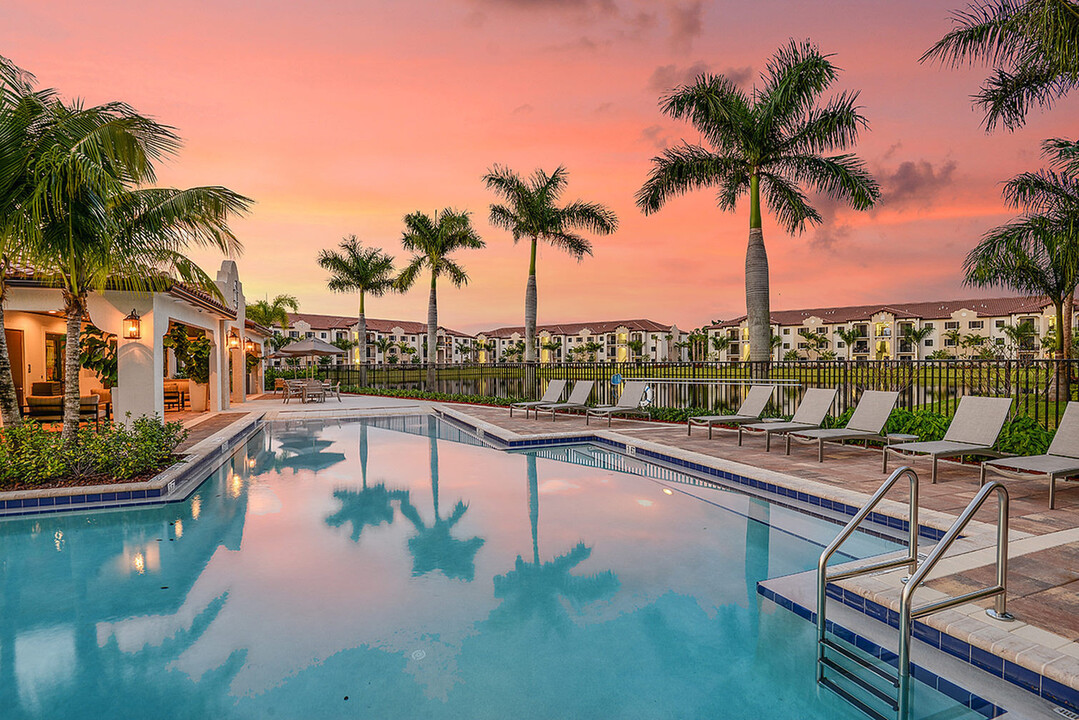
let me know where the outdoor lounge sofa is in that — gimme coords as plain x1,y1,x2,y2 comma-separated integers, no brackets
787,390,899,461
738,388,837,453
980,400,1079,508
883,395,1012,484
585,381,649,426
687,385,775,438
25,393,101,426
510,379,567,418
535,380,594,421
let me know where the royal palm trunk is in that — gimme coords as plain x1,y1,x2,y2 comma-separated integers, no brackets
524,238,537,363
427,274,437,388
61,291,86,441
0,281,22,427
357,293,367,386
745,174,771,365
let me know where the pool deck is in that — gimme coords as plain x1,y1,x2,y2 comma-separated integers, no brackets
435,402,1079,706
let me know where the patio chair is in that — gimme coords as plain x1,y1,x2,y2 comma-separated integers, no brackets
283,380,305,404
535,380,594,421
510,379,568,418
687,385,775,438
980,401,1079,508
322,380,342,402
884,396,1013,484
787,390,899,461
274,378,287,395
738,388,838,453
303,379,327,403
586,381,650,426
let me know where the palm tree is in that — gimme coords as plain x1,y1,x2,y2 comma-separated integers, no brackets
901,325,934,360
395,209,484,386
245,294,299,331
540,338,562,363
636,41,879,364
0,56,52,427
317,236,396,372
455,339,474,363
710,334,732,360
373,336,395,364
796,328,830,359
835,326,863,360
484,165,618,363
964,138,1079,364
1001,321,1038,356
20,98,251,438
921,0,1079,131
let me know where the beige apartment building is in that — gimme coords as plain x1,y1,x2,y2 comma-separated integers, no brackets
273,313,474,365
708,296,1070,361
476,320,685,363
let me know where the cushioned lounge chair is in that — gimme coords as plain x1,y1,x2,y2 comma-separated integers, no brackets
510,379,567,418
738,388,837,453
787,390,899,461
883,396,1012,484
586,381,649,426
980,401,1079,508
535,380,594,421
687,385,775,438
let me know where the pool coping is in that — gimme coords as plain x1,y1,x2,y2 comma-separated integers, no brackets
0,411,266,517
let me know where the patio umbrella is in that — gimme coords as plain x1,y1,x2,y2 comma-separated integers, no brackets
278,337,345,377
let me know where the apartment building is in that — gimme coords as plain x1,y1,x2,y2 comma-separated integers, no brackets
708,296,1071,361
272,313,475,365
475,320,685,363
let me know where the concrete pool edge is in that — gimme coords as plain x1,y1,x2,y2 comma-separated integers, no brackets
0,411,265,517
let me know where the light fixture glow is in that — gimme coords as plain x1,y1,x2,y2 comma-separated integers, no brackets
123,309,142,339
227,330,241,349
662,488,674,495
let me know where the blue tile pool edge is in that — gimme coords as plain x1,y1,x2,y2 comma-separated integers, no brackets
436,408,947,543
758,582,1079,716
0,414,265,519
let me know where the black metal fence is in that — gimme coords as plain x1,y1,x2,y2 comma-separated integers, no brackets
319,359,1079,428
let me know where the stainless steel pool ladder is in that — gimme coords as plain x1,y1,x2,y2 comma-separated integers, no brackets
815,467,1013,720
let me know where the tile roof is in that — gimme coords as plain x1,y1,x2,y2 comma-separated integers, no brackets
283,313,472,338
708,295,1057,328
479,319,676,338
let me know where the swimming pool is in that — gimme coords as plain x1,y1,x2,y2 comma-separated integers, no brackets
0,415,984,719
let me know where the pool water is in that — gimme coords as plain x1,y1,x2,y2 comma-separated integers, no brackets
0,416,983,719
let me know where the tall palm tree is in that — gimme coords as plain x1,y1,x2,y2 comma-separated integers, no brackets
835,326,863,360
901,325,934,360
317,236,396,371
245,294,298,331
636,40,879,364
0,56,52,427
21,98,250,438
964,137,1079,361
921,0,1079,130
484,165,617,362
395,209,484,385
373,336,395,363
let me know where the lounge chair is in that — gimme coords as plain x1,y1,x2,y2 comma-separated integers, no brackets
510,379,568,418
980,401,1079,508
787,390,899,461
884,396,1012,484
535,380,594,421
586,381,649,426
687,385,776,438
738,388,838,453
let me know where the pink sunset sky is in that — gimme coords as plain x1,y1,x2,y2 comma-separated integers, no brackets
4,0,1077,334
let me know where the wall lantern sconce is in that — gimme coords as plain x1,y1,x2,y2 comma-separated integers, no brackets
123,309,142,339
244,339,257,354
227,331,241,349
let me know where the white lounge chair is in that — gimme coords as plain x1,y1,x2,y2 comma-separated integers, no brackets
535,380,594,421
738,388,838,453
980,401,1079,508
586,381,650,426
788,390,899,461
687,385,776,438
510,379,568,418
884,396,1012,484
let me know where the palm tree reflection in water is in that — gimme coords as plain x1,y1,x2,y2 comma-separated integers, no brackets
491,453,619,631
325,423,408,542
397,417,485,581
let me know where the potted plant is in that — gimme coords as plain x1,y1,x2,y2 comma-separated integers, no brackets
163,326,212,411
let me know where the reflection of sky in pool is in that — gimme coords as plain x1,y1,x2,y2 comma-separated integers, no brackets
0,416,981,719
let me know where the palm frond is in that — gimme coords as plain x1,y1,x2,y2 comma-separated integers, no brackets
636,144,746,214
759,172,822,234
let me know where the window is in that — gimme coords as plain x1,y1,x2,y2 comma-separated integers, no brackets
727,329,738,340
944,337,956,347
817,327,827,334
45,333,64,382
782,328,790,335
924,322,934,330
968,321,984,329
925,339,933,347
995,319,1005,328
944,321,960,330
836,341,845,348
783,343,790,349
289,331,298,338
320,332,327,339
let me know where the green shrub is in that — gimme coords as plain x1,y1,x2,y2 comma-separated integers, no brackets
0,416,187,488
997,415,1053,456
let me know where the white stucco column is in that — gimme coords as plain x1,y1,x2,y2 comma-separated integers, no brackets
209,321,224,412
109,294,163,422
